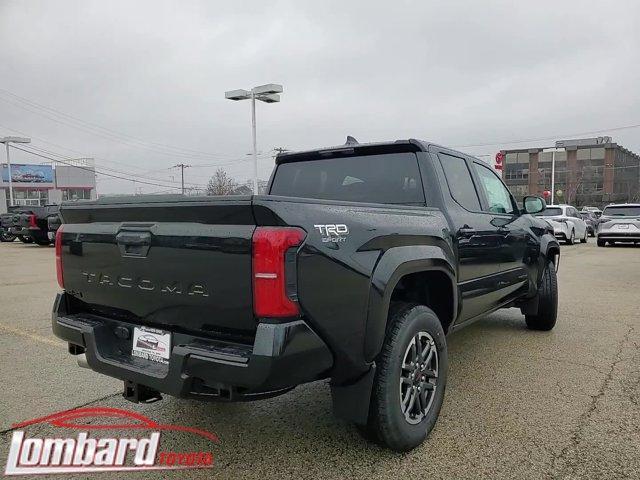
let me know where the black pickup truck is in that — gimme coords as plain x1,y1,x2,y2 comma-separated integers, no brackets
12,205,60,246
52,139,560,451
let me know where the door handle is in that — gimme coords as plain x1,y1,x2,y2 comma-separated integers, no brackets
457,226,476,238
116,231,152,257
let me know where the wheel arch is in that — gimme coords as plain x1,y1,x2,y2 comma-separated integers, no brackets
364,245,457,363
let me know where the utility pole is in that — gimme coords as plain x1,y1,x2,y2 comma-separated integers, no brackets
173,163,191,195
0,137,31,206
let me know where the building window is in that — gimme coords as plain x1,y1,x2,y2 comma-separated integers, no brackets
62,188,91,201
6,188,48,206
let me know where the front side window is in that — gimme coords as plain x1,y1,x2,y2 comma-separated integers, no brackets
473,163,516,214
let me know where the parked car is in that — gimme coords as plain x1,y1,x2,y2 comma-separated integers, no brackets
52,138,561,452
581,206,602,217
579,211,598,237
0,212,17,242
596,203,640,247
12,205,60,246
47,213,62,237
535,205,589,244
1,208,34,243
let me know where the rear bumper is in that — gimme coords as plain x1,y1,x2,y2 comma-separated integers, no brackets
52,293,333,401
597,232,640,242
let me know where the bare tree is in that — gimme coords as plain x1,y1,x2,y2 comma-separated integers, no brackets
206,168,237,196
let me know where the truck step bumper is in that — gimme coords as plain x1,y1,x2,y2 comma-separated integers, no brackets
52,293,333,401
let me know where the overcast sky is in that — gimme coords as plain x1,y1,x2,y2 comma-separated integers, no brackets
1,0,639,194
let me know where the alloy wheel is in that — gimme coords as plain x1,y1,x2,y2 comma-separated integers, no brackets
399,332,438,425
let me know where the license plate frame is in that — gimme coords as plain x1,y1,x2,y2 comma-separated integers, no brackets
131,326,171,365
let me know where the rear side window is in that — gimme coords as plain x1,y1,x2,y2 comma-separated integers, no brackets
438,153,481,211
270,153,425,204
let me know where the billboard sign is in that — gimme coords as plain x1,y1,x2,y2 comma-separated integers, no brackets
1,164,54,184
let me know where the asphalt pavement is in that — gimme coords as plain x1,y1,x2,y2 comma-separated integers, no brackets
0,239,638,479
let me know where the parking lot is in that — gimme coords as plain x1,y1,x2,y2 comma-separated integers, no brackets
1,240,639,479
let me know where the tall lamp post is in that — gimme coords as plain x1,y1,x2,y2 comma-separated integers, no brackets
0,136,31,207
542,147,563,205
225,84,283,195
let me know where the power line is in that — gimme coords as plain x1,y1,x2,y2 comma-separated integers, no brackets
22,144,208,187
453,123,640,149
8,144,200,190
0,124,264,189
0,88,244,160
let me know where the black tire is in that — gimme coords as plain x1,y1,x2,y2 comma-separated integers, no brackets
566,229,575,245
364,303,448,452
580,229,587,243
525,260,558,331
17,236,33,244
597,238,606,247
0,232,16,242
34,238,52,246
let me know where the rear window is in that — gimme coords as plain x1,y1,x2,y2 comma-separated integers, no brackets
270,153,425,204
536,207,563,217
602,206,640,217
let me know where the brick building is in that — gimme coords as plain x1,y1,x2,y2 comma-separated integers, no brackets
501,137,640,208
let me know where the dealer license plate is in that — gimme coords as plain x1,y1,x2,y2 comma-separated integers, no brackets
131,326,171,364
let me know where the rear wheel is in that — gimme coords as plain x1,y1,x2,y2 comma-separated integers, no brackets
525,260,558,331
580,229,587,243
34,238,52,246
566,229,575,245
0,231,16,242
17,235,33,244
597,238,606,247
364,304,448,452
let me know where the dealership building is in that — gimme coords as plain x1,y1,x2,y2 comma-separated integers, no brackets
501,137,640,208
0,159,97,213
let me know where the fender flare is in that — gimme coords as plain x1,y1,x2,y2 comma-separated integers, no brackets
540,233,560,261
363,245,457,362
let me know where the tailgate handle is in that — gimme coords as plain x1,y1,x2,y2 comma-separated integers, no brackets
116,231,151,257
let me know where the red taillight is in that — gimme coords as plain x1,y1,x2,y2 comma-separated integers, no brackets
252,226,306,318
28,214,37,228
55,226,64,288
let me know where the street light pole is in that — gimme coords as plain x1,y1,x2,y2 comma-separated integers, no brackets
0,136,31,207
551,150,556,205
5,142,12,207
225,84,283,195
543,147,562,205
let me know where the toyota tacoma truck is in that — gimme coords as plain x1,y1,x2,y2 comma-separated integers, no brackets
52,139,560,451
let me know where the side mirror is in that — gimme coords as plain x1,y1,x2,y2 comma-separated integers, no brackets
523,195,546,214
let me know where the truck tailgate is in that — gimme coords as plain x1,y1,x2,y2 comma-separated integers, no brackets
60,196,257,337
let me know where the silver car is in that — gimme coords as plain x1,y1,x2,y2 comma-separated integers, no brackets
597,203,640,247
536,204,589,245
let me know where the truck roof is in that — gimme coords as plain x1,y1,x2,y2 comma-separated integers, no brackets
275,138,478,164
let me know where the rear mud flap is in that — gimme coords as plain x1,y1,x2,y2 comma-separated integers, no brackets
330,364,376,425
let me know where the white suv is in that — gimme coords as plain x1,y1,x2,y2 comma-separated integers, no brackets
536,205,589,245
